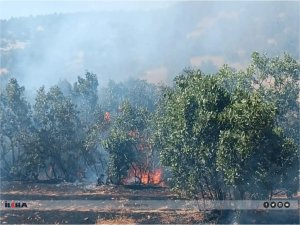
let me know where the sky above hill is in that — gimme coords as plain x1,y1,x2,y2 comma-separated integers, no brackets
0,1,299,90
0,0,174,19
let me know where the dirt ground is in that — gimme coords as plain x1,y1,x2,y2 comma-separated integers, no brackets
0,181,299,224
0,181,207,224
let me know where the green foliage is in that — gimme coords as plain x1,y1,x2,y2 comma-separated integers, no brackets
73,72,99,125
103,101,154,184
250,52,299,195
72,72,107,176
34,85,82,181
100,79,159,113
103,130,135,184
0,53,297,200
99,79,161,184
156,65,298,199
217,92,297,198
0,78,33,178
251,52,300,142
156,70,230,198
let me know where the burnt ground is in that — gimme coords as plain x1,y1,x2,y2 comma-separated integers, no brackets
0,181,206,224
0,181,299,224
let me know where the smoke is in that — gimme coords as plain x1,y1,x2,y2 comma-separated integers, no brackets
0,1,299,91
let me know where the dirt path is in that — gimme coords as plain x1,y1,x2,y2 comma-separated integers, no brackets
0,182,206,224
0,182,299,224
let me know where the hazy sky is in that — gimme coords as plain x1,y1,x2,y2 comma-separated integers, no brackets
0,0,175,19
0,0,299,90
1,1,291,19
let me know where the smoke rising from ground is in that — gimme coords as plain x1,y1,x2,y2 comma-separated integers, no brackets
0,1,299,91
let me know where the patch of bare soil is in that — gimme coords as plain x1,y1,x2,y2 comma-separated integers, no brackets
0,182,299,224
0,210,205,224
0,181,205,224
0,181,179,200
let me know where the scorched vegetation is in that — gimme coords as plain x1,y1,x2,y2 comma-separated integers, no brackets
0,53,299,201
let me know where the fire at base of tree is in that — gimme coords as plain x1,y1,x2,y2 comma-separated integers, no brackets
0,53,299,206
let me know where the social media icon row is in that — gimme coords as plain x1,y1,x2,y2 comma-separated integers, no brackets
263,201,290,208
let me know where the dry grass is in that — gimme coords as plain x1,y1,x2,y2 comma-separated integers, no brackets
159,212,204,224
96,215,136,224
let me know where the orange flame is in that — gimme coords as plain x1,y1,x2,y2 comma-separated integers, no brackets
141,169,162,185
124,165,164,186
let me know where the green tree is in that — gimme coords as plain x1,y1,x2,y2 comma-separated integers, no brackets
100,79,159,113
103,129,135,184
103,101,156,184
250,52,299,195
0,78,33,179
72,72,108,178
155,70,230,199
73,72,99,126
155,67,298,199
34,86,82,181
100,79,161,184
217,91,297,199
